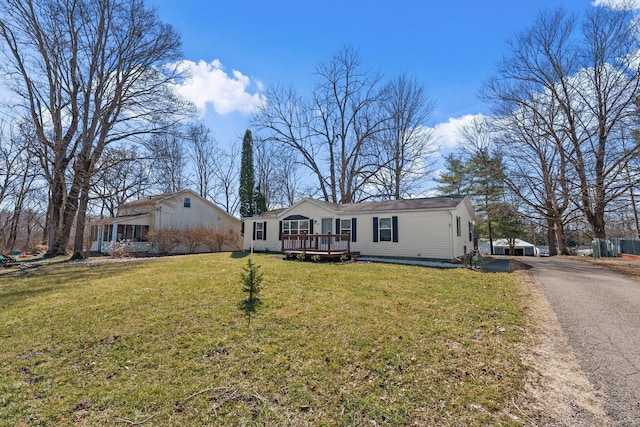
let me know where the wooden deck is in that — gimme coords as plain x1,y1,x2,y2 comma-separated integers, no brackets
282,233,359,260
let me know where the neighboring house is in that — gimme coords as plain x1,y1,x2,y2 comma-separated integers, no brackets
243,196,476,261
479,238,538,256
90,190,241,254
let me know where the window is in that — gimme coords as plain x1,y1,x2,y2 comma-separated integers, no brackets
255,222,264,240
456,216,461,237
373,216,397,243
468,221,474,242
90,225,98,242
282,219,309,235
103,224,114,242
340,219,351,235
184,197,191,208
115,224,149,242
379,217,392,242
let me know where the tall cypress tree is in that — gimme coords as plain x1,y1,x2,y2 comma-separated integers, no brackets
239,129,255,218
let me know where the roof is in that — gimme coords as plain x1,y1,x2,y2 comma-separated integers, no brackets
338,196,466,213
116,189,240,223
118,190,185,210
481,238,536,248
248,195,470,219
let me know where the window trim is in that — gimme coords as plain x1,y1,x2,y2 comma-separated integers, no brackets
373,216,398,243
255,222,264,240
340,219,351,236
379,217,392,242
282,218,310,235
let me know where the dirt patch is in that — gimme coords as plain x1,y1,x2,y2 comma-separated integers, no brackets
514,270,611,426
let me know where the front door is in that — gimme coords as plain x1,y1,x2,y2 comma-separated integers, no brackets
321,218,332,249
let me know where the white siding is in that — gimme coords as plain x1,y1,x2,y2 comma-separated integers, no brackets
349,210,457,260
243,197,476,260
243,200,337,253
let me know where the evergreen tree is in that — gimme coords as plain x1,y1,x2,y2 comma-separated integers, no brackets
239,129,255,217
253,185,267,215
436,153,469,195
239,258,263,328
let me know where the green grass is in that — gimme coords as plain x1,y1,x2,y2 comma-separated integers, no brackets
0,253,529,425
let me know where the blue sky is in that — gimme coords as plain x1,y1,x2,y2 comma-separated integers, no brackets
147,0,634,152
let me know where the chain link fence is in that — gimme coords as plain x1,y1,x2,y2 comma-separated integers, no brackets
592,238,640,258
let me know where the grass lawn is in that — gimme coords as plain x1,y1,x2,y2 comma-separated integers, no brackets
0,253,529,426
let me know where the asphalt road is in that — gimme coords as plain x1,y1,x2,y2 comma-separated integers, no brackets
522,257,640,427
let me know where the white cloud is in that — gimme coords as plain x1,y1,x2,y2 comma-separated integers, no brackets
433,114,481,150
592,0,640,9
170,59,265,115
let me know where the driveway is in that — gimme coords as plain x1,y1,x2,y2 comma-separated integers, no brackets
522,256,640,426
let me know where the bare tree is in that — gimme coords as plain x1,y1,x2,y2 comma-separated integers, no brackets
210,143,240,215
90,146,153,218
186,122,217,200
145,131,189,194
0,121,42,251
484,6,640,239
368,75,437,200
254,47,386,204
0,0,191,258
495,95,575,255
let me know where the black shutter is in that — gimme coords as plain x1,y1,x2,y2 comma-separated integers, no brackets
309,220,314,234
373,217,379,242
392,216,398,242
278,221,282,241
252,222,256,241
351,218,357,242
263,221,267,241
335,218,341,234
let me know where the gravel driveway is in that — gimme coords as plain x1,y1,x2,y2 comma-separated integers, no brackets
522,256,640,427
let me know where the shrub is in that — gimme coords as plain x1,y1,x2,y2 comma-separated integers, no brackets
204,228,238,252
181,228,210,253
104,241,134,258
147,228,182,254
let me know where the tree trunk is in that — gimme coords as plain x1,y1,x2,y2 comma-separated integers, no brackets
71,186,90,260
554,218,569,255
546,218,558,256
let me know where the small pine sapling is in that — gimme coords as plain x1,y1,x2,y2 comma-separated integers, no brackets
239,258,263,328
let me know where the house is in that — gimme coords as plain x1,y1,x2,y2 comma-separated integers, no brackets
90,189,241,254
242,195,476,261
479,238,538,256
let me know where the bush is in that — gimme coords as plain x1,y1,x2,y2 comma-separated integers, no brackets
181,228,210,253
204,228,238,252
104,241,134,258
147,228,182,254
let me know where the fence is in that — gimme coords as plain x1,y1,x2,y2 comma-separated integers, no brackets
592,238,640,258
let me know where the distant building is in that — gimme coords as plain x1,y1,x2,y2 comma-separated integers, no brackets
479,238,538,256
89,189,241,254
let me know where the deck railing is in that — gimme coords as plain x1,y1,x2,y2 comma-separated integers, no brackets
281,233,351,255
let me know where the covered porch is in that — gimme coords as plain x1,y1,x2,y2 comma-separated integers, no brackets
281,233,359,260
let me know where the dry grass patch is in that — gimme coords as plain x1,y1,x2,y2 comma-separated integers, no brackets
0,253,530,425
